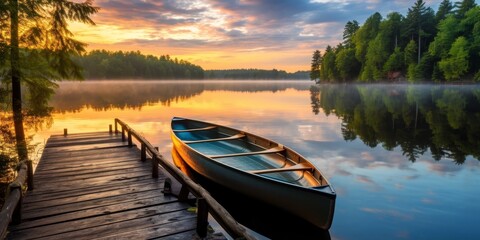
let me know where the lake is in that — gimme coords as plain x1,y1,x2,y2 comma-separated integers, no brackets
30,80,480,240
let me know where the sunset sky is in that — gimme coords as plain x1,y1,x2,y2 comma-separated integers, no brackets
72,0,449,72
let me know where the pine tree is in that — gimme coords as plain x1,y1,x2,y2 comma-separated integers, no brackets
454,0,476,18
310,50,322,82
436,0,454,23
343,20,360,48
2,0,98,161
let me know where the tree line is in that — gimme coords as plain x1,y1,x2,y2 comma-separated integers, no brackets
75,50,309,80
74,50,205,79
205,69,308,80
310,0,480,82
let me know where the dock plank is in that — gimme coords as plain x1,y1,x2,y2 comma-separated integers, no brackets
7,131,197,239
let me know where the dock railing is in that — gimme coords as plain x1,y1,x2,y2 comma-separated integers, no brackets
114,118,255,240
0,158,33,239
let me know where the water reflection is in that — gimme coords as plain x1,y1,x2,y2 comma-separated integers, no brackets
310,84,480,163
171,147,331,240
51,80,309,112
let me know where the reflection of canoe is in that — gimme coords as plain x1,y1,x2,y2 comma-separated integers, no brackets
170,117,336,230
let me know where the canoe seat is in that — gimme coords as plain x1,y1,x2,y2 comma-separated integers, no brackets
172,126,216,133
184,133,245,144
208,146,285,159
248,163,313,174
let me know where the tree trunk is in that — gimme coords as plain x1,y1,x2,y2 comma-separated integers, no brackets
417,29,421,64
10,0,28,161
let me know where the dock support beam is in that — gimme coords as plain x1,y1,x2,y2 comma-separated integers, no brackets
196,198,208,238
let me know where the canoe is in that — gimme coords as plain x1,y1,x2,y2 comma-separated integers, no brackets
170,117,336,230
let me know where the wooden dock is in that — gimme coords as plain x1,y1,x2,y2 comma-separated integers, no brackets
6,131,200,239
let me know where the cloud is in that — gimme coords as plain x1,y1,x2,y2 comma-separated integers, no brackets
75,0,447,71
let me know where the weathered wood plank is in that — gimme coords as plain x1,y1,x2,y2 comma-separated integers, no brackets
30,171,152,192
23,180,165,212
46,137,121,148
33,166,149,182
27,175,154,195
23,179,162,203
97,218,197,240
38,149,139,163
35,156,142,172
22,187,166,220
33,159,144,176
42,142,132,153
11,198,185,231
39,145,137,160
9,209,196,240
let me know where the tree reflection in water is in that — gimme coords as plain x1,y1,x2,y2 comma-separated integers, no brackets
310,84,480,163
1,83,53,206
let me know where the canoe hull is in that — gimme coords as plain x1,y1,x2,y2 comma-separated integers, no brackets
171,118,336,230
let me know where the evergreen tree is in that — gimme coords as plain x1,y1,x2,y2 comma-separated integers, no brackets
335,48,359,81
320,45,337,82
454,0,477,18
353,12,382,64
343,20,360,48
404,0,436,64
436,0,454,23
310,50,322,82
1,0,98,161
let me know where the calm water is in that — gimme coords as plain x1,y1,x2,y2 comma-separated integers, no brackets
32,80,480,240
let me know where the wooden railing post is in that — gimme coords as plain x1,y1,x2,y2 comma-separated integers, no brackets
11,191,22,225
27,160,34,191
127,131,132,147
114,119,118,134
121,127,125,142
63,128,67,136
152,155,159,178
141,144,146,162
152,147,159,178
109,124,113,134
196,198,208,238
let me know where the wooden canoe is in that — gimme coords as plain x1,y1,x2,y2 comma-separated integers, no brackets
170,117,336,230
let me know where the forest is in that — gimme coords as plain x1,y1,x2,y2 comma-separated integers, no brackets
205,69,308,80
75,50,205,79
75,50,308,80
310,0,480,82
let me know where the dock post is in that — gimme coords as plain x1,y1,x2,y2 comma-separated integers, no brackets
27,160,34,191
63,128,67,136
141,144,146,162
114,121,118,134
127,131,132,147
152,155,159,178
196,198,208,238
121,127,125,141
109,124,113,134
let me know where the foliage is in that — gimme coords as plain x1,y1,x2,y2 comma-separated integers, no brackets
310,50,321,82
439,36,469,80
75,50,204,80
206,69,307,80
315,1,480,82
